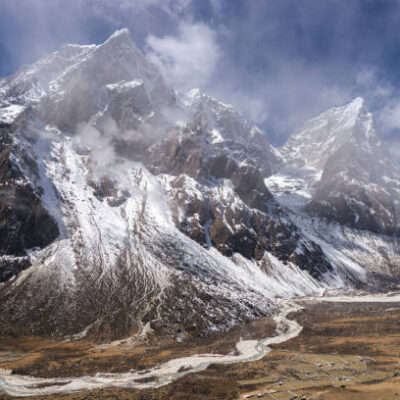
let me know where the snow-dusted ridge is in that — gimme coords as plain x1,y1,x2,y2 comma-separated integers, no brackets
0,29,400,345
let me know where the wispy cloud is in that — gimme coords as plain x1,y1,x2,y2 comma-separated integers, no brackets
2,0,400,150
146,22,221,91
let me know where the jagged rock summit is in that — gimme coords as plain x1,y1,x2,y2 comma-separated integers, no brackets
0,29,400,342
279,97,400,233
282,97,370,169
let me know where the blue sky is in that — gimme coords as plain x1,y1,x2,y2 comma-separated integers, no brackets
1,0,400,153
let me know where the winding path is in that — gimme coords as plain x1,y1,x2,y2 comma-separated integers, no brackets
1,291,400,397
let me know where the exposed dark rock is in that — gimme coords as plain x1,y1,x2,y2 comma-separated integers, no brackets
0,127,59,263
307,142,400,235
0,257,31,283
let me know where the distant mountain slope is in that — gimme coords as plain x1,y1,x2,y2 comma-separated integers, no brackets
0,29,399,342
281,97,400,234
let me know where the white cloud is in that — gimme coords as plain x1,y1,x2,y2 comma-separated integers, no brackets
241,96,269,126
374,96,400,167
380,99,400,130
145,22,221,90
386,136,400,167
356,67,376,87
212,89,270,126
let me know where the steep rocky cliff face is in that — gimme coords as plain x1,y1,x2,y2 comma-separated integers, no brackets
0,29,399,342
281,98,400,234
0,117,59,283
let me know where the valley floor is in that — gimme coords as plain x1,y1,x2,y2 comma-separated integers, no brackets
2,294,400,399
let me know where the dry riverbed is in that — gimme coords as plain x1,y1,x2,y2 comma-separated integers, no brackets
2,295,400,399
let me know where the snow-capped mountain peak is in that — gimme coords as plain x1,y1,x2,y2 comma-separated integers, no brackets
281,96,378,170
104,28,132,44
344,96,364,115
0,28,174,130
1,30,400,343
269,96,400,235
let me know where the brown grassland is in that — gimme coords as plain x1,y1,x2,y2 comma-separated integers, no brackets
2,301,400,399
